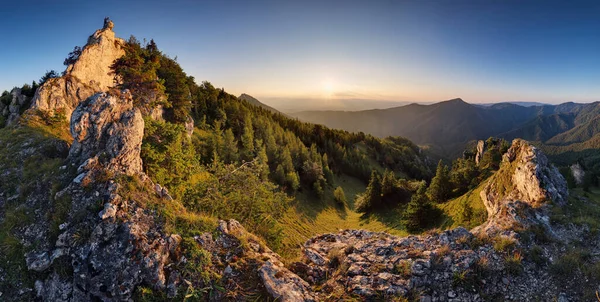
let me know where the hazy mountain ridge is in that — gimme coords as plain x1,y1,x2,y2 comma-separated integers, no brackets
291,98,600,158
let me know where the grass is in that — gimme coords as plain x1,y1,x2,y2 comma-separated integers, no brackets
437,177,489,230
278,174,409,261
504,251,523,275
551,187,600,234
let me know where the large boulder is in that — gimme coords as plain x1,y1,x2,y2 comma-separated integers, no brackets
475,140,486,165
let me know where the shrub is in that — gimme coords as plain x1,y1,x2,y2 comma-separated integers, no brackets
333,186,347,206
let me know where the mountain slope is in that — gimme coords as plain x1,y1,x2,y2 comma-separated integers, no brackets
292,98,600,158
239,93,284,115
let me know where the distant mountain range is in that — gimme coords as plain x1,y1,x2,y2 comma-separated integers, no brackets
288,98,600,159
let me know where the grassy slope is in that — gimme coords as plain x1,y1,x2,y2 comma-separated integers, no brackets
279,174,408,260
436,178,489,230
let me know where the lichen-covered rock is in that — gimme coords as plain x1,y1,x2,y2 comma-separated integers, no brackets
475,139,567,234
29,21,124,122
0,88,30,126
65,25,124,91
69,91,143,176
475,140,486,165
190,219,317,302
570,163,585,186
20,89,177,301
29,76,96,122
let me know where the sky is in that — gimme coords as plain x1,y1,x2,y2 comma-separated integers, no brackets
2,0,600,106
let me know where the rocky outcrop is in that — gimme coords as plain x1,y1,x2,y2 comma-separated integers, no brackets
25,90,177,301
28,77,97,122
294,228,564,301
193,220,316,301
475,140,486,165
64,22,124,91
29,21,124,122
0,88,29,125
475,139,567,234
69,91,143,176
570,163,585,186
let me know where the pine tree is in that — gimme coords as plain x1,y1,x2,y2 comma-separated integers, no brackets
274,164,286,186
241,115,255,161
256,144,270,181
381,170,396,197
355,170,382,212
222,128,238,164
280,147,295,173
334,186,347,206
403,182,433,232
427,160,451,203
286,171,301,192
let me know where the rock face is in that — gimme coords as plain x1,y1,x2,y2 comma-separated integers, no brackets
69,91,143,176
475,139,567,234
29,22,124,122
0,88,29,125
570,163,585,186
64,24,124,91
26,90,178,301
475,140,486,165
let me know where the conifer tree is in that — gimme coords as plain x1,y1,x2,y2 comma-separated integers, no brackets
222,128,238,164
280,147,295,173
256,144,270,181
427,160,451,203
355,170,382,212
241,115,255,161
334,186,347,206
403,182,433,232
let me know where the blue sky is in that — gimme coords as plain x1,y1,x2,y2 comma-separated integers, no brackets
2,0,600,104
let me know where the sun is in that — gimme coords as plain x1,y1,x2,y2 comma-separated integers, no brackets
321,78,336,97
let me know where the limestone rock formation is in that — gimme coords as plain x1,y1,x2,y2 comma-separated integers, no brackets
570,163,585,186
24,90,177,301
194,220,317,302
29,21,124,122
28,77,96,122
294,228,564,301
65,24,124,91
475,140,486,165
69,91,143,176
475,139,567,234
0,88,29,126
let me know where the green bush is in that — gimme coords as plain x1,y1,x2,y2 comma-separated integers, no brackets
334,186,347,206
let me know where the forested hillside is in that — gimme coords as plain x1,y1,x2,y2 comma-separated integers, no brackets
104,36,434,254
